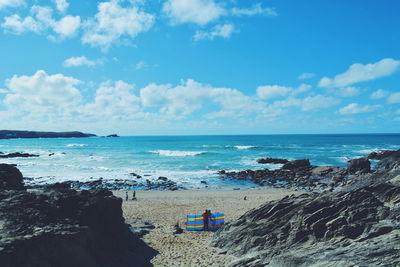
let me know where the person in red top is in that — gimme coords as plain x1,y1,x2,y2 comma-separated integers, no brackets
202,209,211,230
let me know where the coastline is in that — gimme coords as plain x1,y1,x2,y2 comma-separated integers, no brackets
115,187,302,266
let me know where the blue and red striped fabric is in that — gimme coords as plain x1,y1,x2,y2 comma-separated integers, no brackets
186,213,224,231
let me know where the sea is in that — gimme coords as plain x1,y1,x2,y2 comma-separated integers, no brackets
0,134,399,189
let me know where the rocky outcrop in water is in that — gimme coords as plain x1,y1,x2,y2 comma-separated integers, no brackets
218,151,400,191
212,151,400,266
0,130,96,139
0,165,157,267
256,158,289,164
0,152,39,158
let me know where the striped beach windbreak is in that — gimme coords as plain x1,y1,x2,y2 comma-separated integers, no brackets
186,213,225,231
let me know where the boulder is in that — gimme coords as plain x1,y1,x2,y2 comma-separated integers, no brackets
0,184,157,267
0,164,24,190
282,159,311,170
256,158,289,164
211,183,400,266
347,158,371,174
0,152,39,158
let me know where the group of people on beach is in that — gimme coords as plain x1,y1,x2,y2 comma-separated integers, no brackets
125,191,136,201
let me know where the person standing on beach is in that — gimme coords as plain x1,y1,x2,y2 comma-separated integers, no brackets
132,191,136,200
125,191,128,201
202,209,210,230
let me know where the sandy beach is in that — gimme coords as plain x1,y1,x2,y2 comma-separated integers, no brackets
114,188,301,266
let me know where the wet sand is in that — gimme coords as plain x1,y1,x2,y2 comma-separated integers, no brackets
114,188,301,266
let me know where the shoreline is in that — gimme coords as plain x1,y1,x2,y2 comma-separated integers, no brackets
114,187,303,266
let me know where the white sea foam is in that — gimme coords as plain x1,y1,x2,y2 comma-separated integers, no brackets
149,150,206,157
234,145,257,150
66,144,88,147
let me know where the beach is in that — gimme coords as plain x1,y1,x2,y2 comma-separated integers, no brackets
115,188,301,266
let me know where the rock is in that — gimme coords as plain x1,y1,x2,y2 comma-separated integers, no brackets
0,152,39,158
158,176,168,181
282,159,311,170
0,164,24,190
347,158,371,174
0,182,157,266
0,130,96,139
106,134,119,137
211,183,400,267
200,180,207,184
256,158,289,164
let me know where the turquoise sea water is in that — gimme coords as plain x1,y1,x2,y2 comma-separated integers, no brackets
0,134,399,189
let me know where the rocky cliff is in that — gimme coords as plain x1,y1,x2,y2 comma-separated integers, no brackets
0,130,96,139
211,151,400,266
0,164,157,267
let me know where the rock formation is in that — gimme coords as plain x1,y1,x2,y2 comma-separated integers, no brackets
0,130,96,139
212,151,400,266
0,165,157,267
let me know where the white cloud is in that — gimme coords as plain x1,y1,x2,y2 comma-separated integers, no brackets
333,86,360,98
2,5,80,38
2,14,43,34
163,0,225,26
319,58,400,88
193,23,234,41
0,0,24,10
292,84,312,95
52,15,80,37
52,0,69,13
135,61,148,70
231,3,277,17
298,72,315,80
387,92,400,104
83,80,140,119
82,0,154,50
301,95,340,111
370,89,388,99
257,85,291,99
63,56,101,67
338,103,380,115
4,70,82,116
140,79,263,119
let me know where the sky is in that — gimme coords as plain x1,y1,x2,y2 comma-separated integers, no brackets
0,0,399,135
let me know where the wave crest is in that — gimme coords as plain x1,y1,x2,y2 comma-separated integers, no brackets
149,150,206,157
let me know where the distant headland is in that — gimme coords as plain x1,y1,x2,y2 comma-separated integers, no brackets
0,130,97,139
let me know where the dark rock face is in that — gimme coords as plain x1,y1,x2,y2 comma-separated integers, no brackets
0,184,157,267
211,183,400,267
106,134,119,137
0,130,96,139
0,164,24,190
282,159,310,170
256,158,289,164
347,157,371,174
0,152,39,158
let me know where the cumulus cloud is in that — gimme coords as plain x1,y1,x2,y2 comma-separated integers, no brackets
387,92,400,104
140,79,263,119
2,5,80,38
257,84,311,99
318,58,400,88
0,0,24,10
338,103,380,115
298,72,315,80
231,3,277,17
52,0,69,13
257,85,291,99
332,86,360,98
82,0,154,50
193,23,234,41
163,0,225,26
301,95,340,111
370,89,388,99
2,14,43,34
63,56,102,67
4,70,82,116
83,80,140,119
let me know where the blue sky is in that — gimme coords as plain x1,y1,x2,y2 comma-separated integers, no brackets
0,0,399,135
